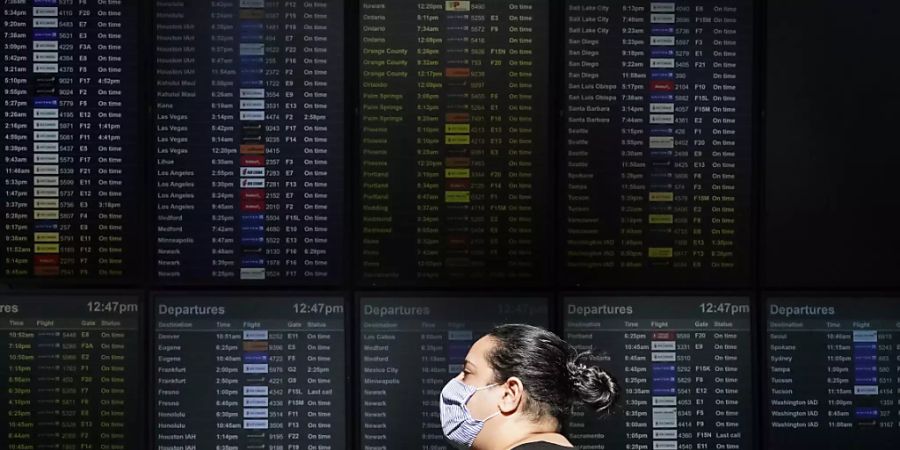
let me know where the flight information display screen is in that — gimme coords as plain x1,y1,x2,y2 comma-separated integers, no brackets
0,1,143,281
0,293,144,449
358,0,551,286
766,297,900,449
564,295,754,450
561,0,754,287
153,0,345,285
358,294,549,449
154,293,346,449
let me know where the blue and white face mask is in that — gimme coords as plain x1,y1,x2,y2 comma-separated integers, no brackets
439,378,501,449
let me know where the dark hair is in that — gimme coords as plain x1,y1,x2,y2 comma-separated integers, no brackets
485,324,620,426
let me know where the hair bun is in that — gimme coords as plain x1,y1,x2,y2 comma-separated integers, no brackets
566,352,620,414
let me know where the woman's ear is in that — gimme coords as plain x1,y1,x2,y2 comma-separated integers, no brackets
498,376,524,414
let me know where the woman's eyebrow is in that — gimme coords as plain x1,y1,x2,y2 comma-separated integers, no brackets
464,359,477,369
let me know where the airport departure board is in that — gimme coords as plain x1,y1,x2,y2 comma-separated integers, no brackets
358,294,549,449
561,0,754,287
565,295,754,450
766,297,900,449
0,293,144,449
0,1,143,282
358,0,551,286
153,0,345,285
154,293,346,449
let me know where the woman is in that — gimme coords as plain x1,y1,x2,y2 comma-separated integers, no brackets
440,323,620,450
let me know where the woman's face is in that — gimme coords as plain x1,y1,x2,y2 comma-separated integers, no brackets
458,335,502,420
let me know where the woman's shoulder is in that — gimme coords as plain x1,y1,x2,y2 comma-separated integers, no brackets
511,442,578,450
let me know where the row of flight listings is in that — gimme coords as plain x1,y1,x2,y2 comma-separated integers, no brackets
1,292,899,449
0,0,755,287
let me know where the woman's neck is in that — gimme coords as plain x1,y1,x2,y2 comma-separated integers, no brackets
493,420,572,450
504,431,570,449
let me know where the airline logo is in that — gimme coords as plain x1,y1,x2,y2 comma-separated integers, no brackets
445,67,471,78
34,198,59,209
240,144,265,155
241,200,265,212
240,21,263,31
649,136,675,149
239,43,265,56
240,167,265,177
650,114,675,125
32,120,58,132
240,268,265,280
33,210,59,220
650,13,675,24
445,168,470,179
240,189,265,201
650,36,675,46
33,220,58,231
650,80,674,91
240,99,265,110
238,9,264,20
33,52,58,62
445,134,470,145
445,1,471,11
650,58,675,69
32,18,58,28
33,176,58,186
649,103,675,113
33,187,58,197
445,191,470,204
240,88,265,98
33,108,58,118
33,164,59,175
33,41,57,51
33,154,58,164
241,257,265,268
32,30,58,40
32,7,58,16
33,232,59,243
240,110,265,121
32,63,58,73
240,177,266,189
240,214,265,226
33,131,58,141
650,2,676,12
240,155,265,167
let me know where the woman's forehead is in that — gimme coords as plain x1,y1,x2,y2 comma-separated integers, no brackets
466,335,497,362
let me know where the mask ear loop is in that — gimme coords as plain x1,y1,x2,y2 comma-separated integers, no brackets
470,383,503,423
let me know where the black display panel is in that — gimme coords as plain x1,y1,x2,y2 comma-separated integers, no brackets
358,0,551,286
358,294,549,449
153,293,347,449
766,297,900,449
564,295,754,450
153,0,345,285
0,293,144,448
561,1,754,287
0,2,143,281
765,2,900,288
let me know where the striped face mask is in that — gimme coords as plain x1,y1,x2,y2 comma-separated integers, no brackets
439,378,501,449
